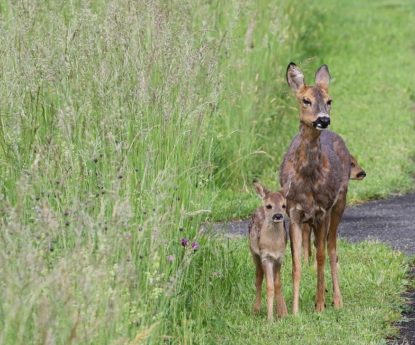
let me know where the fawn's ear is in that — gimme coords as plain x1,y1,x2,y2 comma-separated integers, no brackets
286,62,305,92
315,64,331,90
253,182,268,199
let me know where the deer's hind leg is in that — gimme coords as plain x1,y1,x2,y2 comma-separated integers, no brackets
302,223,312,264
327,196,346,309
314,219,328,312
252,254,263,314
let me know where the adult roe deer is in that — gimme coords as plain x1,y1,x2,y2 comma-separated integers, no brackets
248,182,288,321
280,63,351,314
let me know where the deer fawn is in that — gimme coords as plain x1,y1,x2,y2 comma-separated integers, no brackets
280,63,351,314
302,152,366,264
249,182,288,321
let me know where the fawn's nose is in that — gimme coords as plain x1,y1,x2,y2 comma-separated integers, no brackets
272,213,284,222
356,170,366,179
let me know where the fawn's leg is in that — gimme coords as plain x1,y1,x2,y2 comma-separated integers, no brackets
252,255,263,314
302,224,312,264
327,198,345,309
314,219,328,312
289,220,302,315
262,260,274,321
274,262,288,317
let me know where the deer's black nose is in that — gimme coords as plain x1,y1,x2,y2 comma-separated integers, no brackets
319,116,330,128
356,170,366,179
313,115,330,129
272,213,284,221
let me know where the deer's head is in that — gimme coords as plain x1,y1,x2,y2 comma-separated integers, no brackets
254,182,286,223
350,155,366,180
286,63,332,131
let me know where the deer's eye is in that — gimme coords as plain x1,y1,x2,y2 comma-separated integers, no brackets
351,162,355,168
302,98,312,106
282,204,286,209
327,99,332,106
266,204,272,209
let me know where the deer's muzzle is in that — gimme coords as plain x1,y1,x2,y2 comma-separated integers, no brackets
313,114,330,130
356,170,366,180
272,213,284,222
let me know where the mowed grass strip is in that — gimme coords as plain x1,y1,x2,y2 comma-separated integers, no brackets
174,239,408,345
319,0,415,204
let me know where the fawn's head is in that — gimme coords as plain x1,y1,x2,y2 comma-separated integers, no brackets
350,155,366,180
254,182,286,223
286,62,332,131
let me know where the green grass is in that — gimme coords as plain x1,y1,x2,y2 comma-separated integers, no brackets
0,0,414,344
170,239,409,345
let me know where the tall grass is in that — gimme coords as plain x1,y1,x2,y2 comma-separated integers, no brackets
0,0,316,343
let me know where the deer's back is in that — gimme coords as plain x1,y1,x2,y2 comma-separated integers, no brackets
320,130,351,186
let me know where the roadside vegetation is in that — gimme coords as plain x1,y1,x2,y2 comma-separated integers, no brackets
0,0,414,344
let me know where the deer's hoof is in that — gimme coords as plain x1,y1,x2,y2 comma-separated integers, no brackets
277,306,288,318
253,304,261,315
315,302,325,312
333,297,343,309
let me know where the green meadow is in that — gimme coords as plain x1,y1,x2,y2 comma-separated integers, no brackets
0,0,414,344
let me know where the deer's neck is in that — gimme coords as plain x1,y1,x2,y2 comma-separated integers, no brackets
260,221,286,247
295,124,322,177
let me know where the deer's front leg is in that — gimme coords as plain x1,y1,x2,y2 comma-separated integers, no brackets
262,260,275,321
289,220,302,315
274,262,288,317
252,255,263,314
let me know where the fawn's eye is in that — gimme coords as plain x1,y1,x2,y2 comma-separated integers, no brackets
266,204,272,209
327,99,332,106
302,98,312,106
282,204,286,209
351,162,355,168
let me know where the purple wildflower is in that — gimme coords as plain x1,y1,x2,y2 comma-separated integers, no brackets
191,242,200,251
180,237,189,247
167,255,175,262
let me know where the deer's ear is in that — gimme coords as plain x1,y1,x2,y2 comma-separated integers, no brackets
286,62,305,92
253,182,268,199
315,64,331,89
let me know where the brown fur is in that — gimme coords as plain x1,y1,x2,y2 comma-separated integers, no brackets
303,152,366,264
350,155,366,180
280,63,350,314
248,182,288,320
